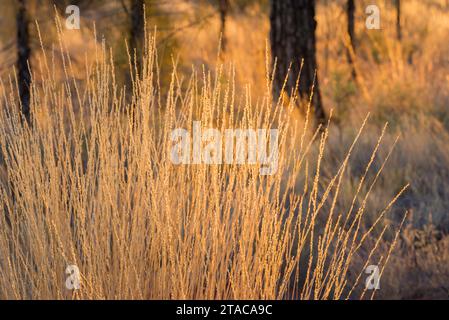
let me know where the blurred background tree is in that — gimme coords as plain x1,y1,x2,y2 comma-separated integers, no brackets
346,0,357,79
16,0,31,123
129,0,145,72
396,0,402,41
270,0,325,126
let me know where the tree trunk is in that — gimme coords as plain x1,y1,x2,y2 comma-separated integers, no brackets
219,0,229,52
270,0,325,125
396,0,402,41
347,0,355,50
130,0,145,72
17,0,31,124
346,0,357,79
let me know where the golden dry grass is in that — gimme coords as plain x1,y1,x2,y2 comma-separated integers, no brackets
0,17,408,299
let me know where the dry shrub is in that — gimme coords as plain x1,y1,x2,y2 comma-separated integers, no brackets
0,22,406,299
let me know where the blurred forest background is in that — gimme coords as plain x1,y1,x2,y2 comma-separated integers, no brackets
1,0,449,299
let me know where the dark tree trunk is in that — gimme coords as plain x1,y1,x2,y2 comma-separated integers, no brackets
347,0,355,50
346,0,357,79
270,0,325,125
219,0,229,51
130,0,145,72
396,0,402,41
17,0,31,124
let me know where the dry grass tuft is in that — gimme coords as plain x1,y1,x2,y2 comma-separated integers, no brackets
0,21,406,299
